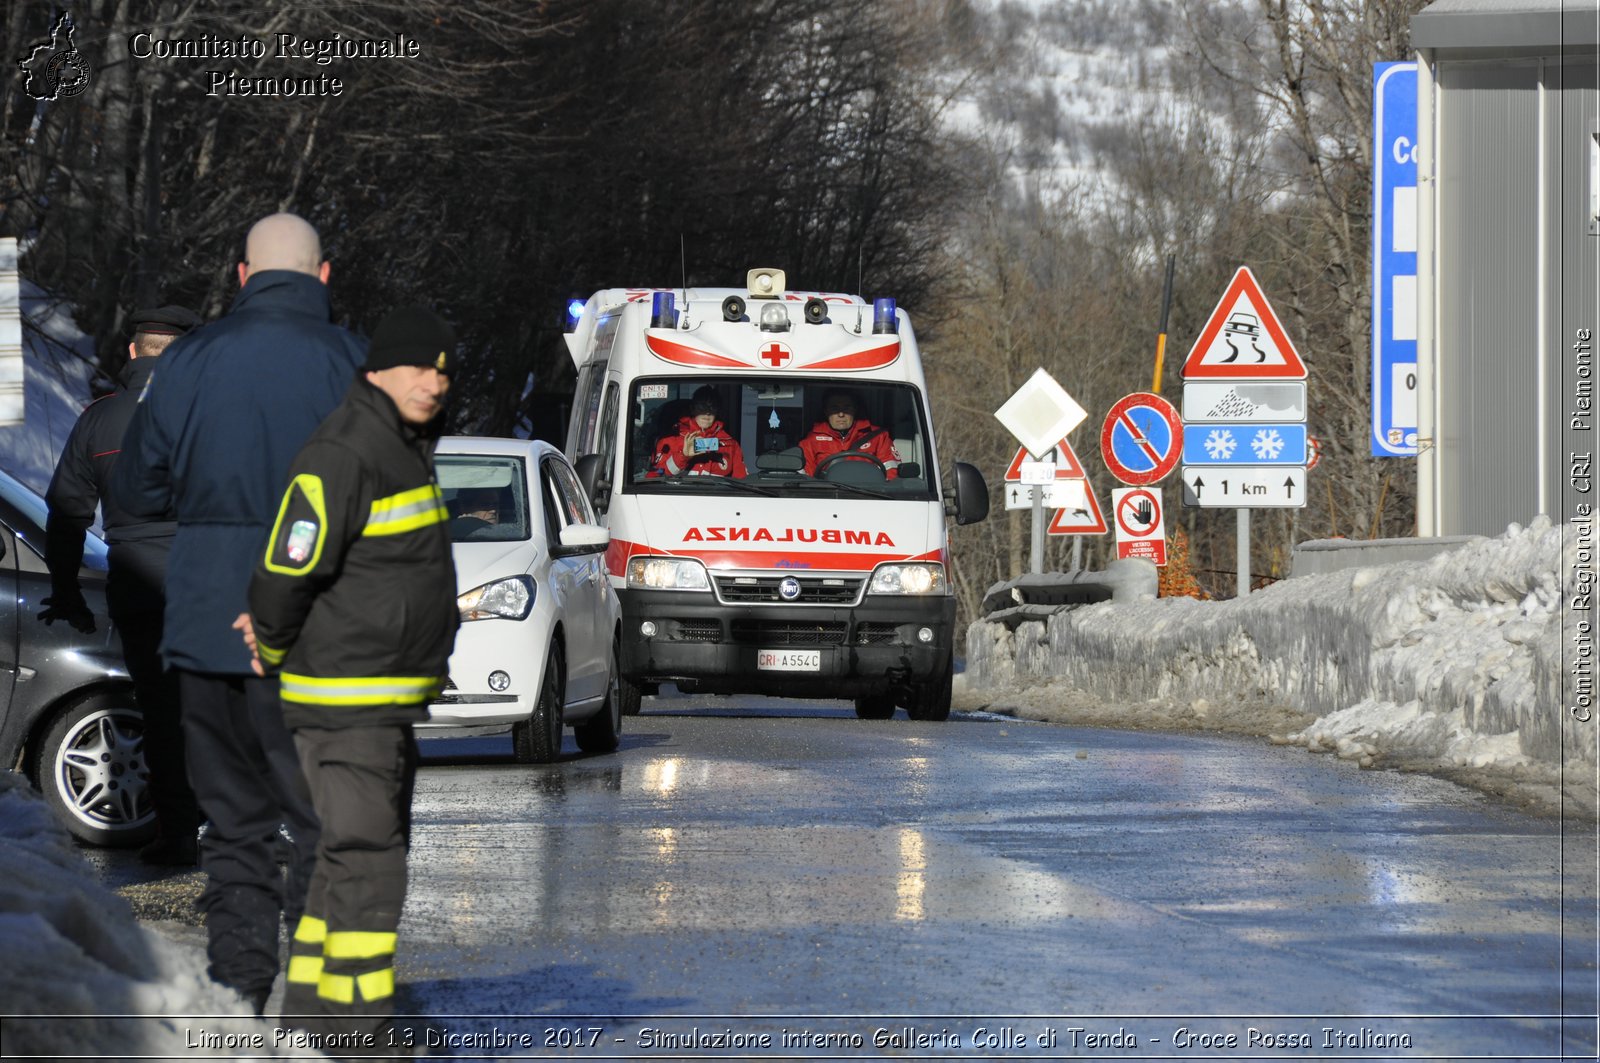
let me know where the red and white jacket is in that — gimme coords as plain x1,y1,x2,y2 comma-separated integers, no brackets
651,417,748,478
799,418,901,479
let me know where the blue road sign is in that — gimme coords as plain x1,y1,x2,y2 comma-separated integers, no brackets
1183,423,1308,466
1372,61,1418,457
1100,392,1182,485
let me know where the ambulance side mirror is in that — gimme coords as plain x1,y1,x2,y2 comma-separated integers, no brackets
574,453,611,514
947,462,989,525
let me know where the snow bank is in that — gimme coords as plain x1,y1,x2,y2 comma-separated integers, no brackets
963,517,1591,810
0,774,311,1058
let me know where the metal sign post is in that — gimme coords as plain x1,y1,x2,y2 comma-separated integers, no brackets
1237,509,1250,597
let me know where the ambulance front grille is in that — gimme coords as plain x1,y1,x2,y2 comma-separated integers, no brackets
713,574,864,605
730,620,848,646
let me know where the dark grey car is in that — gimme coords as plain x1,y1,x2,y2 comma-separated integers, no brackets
0,468,150,847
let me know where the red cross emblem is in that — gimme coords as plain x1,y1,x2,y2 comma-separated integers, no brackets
758,342,792,368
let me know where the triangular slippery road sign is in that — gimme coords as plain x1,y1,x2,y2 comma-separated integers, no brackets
1181,266,1307,380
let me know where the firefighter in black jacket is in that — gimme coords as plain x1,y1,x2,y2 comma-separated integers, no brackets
242,307,458,1050
43,304,204,864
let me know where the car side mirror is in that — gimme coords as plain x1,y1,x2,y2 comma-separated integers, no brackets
945,462,989,525
553,522,610,558
574,454,610,513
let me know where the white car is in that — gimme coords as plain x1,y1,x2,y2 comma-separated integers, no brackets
424,437,622,763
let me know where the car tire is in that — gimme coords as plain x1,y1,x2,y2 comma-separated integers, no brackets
904,660,953,722
618,672,643,717
574,641,623,754
854,694,896,720
514,643,564,764
33,689,158,847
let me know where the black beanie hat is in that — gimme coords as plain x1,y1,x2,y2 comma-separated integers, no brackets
365,306,456,375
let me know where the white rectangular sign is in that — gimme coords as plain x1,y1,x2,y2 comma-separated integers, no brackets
1182,381,1306,423
1018,461,1056,485
1180,466,1307,508
1004,481,1087,511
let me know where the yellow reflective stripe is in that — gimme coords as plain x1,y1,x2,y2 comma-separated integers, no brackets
318,972,354,1004
258,641,287,667
286,955,323,985
364,484,446,537
316,967,394,1003
293,915,327,945
279,673,443,706
325,931,397,960
264,474,328,575
358,968,395,1002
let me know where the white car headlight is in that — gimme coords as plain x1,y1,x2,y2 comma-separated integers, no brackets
627,556,711,591
868,562,946,595
458,575,535,621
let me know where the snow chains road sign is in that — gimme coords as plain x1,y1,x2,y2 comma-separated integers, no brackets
1099,391,1182,486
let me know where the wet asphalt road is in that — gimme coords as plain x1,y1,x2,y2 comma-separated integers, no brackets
93,695,1596,1059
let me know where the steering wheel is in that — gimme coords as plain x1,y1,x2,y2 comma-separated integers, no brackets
815,450,888,478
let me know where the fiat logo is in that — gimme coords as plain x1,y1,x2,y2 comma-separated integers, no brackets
778,577,802,601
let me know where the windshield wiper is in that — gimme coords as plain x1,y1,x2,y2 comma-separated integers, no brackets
639,476,778,497
779,479,893,500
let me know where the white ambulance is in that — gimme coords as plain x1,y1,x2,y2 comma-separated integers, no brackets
563,269,987,721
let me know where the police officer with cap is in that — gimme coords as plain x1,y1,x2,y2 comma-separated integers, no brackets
44,303,205,864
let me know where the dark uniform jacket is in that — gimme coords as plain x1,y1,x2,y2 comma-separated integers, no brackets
45,358,175,618
249,379,459,730
111,271,366,673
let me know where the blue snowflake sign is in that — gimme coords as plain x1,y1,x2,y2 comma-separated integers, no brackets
1181,423,1307,466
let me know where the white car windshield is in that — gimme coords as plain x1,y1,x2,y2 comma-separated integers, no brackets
435,455,531,543
623,377,936,500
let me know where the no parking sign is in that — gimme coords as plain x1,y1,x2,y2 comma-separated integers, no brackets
1100,392,1183,486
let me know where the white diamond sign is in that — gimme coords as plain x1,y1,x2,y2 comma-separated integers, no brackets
993,368,1087,459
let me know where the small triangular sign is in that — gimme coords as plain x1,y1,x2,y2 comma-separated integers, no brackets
1180,266,1307,380
1047,476,1108,535
1003,439,1089,481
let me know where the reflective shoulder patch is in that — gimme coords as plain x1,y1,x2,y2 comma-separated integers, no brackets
265,474,329,575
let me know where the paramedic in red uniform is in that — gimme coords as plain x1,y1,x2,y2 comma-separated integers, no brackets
244,306,459,1053
652,384,747,478
800,390,900,479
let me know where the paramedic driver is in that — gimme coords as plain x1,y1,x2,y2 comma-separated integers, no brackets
800,390,900,479
651,385,747,478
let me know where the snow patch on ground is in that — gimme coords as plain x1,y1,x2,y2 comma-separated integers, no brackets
962,517,1593,816
0,775,315,1058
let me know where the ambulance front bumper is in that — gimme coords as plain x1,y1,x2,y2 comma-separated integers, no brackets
617,589,955,698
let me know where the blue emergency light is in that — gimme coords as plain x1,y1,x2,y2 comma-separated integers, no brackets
872,298,896,335
650,291,677,329
566,298,585,324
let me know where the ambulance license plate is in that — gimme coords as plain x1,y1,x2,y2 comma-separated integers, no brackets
757,649,821,672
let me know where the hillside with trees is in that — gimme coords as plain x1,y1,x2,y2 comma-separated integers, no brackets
3,0,1429,623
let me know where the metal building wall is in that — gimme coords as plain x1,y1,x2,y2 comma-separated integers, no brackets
1436,61,1541,535
1550,57,1600,522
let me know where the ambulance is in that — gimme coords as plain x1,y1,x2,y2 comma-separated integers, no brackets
563,269,987,721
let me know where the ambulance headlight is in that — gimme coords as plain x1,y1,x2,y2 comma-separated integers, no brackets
868,562,945,595
458,576,535,621
627,557,711,591
759,302,790,332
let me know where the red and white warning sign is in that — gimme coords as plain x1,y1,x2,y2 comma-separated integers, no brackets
1111,486,1167,565
1047,476,1107,535
1180,266,1307,380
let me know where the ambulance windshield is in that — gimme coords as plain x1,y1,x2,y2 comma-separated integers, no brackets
624,378,936,500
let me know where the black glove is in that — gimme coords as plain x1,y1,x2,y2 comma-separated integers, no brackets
39,593,96,634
